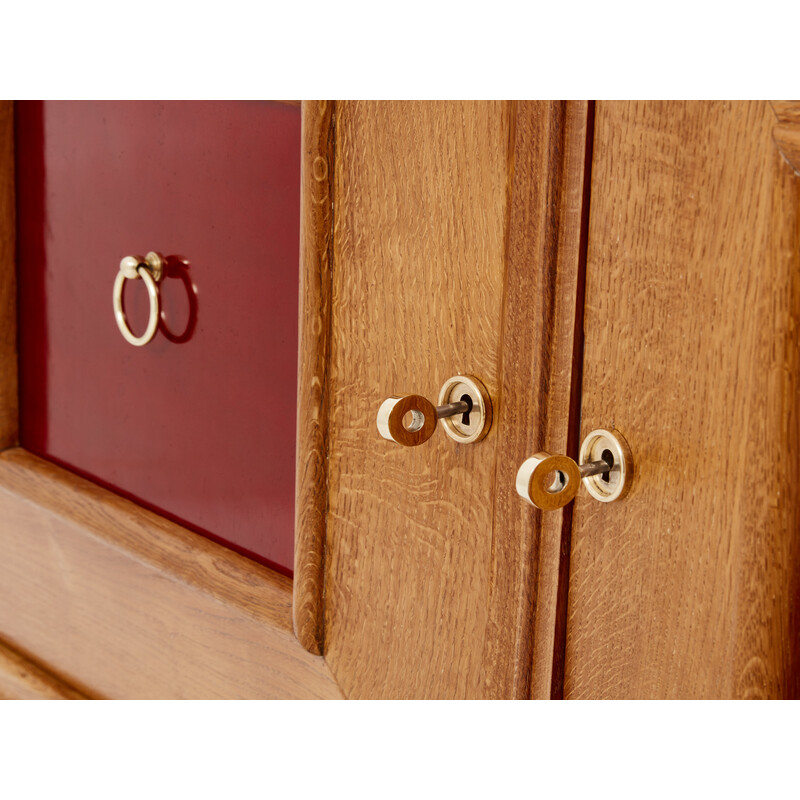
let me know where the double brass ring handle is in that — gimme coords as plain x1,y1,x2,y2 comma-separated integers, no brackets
113,252,164,347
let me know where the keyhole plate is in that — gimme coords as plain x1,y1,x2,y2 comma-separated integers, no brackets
436,375,492,444
579,428,634,503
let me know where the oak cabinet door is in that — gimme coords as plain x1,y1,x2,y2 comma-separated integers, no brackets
3,100,797,699
565,101,800,699
295,101,592,698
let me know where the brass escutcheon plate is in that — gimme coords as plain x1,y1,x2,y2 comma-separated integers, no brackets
579,428,634,502
436,375,492,444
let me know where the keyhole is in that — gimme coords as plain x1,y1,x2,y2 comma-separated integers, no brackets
547,470,568,493
601,448,614,483
460,394,473,426
403,409,425,432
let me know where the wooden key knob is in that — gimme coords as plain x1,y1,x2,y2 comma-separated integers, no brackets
516,452,581,510
377,394,438,446
516,430,633,510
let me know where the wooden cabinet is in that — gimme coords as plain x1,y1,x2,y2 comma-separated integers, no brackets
1,100,798,699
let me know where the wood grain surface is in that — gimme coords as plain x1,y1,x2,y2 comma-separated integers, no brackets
0,639,87,700
772,101,800,124
294,100,335,655
324,101,508,698
0,101,17,450
322,102,590,698
0,448,343,699
772,101,800,174
566,101,800,699
480,102,591,698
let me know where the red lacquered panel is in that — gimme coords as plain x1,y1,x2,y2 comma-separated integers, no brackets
16,101,300,574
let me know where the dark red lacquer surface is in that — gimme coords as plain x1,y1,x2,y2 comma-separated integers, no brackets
16,101,300,574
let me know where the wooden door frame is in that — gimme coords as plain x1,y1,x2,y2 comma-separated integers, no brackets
0,100,341,699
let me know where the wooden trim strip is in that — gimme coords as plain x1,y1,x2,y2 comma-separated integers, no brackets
479,102,591,698
0,448,343,699
545,100,594,699
293,101,335,654
0,100,18,450
0,638,88,700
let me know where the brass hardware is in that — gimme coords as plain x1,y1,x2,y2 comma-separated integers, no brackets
377,375,492,446
436,375,492,444
579,428,633,503
516,428,633,510
113,252,165,347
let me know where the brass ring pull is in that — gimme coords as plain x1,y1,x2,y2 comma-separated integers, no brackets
113,252,164,347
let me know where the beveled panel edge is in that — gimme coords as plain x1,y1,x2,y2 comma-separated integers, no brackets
0,637,88,700
771,101,800,174
293,100,335,655
0,448,344,699
0,100,18,450
771,100,800,124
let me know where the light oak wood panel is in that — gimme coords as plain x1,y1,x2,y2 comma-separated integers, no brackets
566,101,800,699
322,101,590,698
0,639,87,699
0,101,17,450
294,100,335,655
0,448,343,699
324,101,510,698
